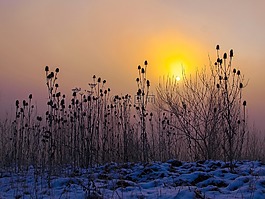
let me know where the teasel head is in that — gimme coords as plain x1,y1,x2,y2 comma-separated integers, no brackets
23,100,27,107
147,80,150,87
71,99,75,105
47,72,54,79
97,77,101,83
233,68,236,74
55,83,59,88
103,80,106,84
37,116,42,122
16,100,19,108
108,88,111,92
141,68,145,74
137,89,142,96
55,68,59,73
217,84,220,89
87,96,91,101
29,94,32,99
45,66,49,72
243,100,247,106
138,65,141,70
237,70,240,76
136,77,140,82
60,99,65,106
239,83,243,89
230,49,234,58
93,75,96,79
144,60,148,66
216,45,220,50
223,53,227,59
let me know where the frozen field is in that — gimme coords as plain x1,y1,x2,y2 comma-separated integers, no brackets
1,160,265,198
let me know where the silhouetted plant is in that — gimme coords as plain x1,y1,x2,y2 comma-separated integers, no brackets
134,60,151,162
157,45,248,167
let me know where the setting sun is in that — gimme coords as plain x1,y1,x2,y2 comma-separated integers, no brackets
144,32,205,81
168,59,186,79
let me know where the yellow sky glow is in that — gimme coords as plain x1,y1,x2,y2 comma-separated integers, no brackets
0,0,265,129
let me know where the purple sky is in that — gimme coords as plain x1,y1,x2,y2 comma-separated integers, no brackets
0,0,265,130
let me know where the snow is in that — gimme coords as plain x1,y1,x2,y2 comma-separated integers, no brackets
1,160,265,198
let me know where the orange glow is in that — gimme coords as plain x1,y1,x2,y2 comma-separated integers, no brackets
144,31,206,82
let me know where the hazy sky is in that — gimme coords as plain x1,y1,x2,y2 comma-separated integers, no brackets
0,0,265,130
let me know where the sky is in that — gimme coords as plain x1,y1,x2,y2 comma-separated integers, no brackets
0,0,265,130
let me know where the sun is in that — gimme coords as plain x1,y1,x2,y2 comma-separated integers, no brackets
167,58,187,81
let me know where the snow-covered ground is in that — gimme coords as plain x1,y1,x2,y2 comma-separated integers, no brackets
1,160,265,198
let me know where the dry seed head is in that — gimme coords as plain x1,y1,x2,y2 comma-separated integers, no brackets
230,49,234,57
47,72,54,79
237,70,241,75
216,45,220,50
141,68,145,74
16,100,19,107
144,60,148,66
147,80,150,87
223,53,227,59
29,94,32,99
45,66,49,72
55,68,59,73
233,68,236,74
243,100,247,106
138,65,141,70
